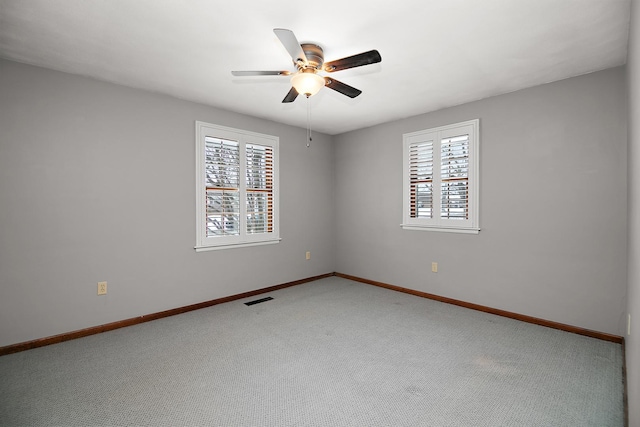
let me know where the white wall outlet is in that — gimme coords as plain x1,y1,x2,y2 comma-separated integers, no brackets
432,262,438,273
97,281,107,295
306,251,311,260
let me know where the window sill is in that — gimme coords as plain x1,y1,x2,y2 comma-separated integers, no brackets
195,238,282,252
400,224,480,234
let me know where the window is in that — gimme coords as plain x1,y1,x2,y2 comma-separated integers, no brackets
402,119,479,233
195,122,279,251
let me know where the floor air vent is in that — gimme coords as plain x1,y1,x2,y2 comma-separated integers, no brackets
244,296,273,306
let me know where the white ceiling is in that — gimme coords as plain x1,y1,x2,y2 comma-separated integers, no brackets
0,0,631,135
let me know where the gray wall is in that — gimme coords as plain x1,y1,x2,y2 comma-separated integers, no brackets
334,66,628,337
627,0,640,424
0,57,632,412
0,59,335,347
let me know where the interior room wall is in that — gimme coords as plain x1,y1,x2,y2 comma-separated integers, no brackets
0,59,335,348
627,0,639,425
0,55,634,419
333,66,628,337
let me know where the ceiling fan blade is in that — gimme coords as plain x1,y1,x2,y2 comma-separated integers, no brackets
282,87,299,103
274,28,308,65
324,77,362,98
231,70,291,76
324,50,382,72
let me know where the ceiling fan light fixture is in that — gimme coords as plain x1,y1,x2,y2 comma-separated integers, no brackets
232,29,382,103
291,72,325,97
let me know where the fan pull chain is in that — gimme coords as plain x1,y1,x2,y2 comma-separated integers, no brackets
306,95,312,148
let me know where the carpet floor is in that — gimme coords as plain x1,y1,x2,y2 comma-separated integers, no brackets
0,276,624,426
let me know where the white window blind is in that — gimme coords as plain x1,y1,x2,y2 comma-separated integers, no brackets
403,119,479,233
205,137,240,237
196,122,279,251
409,140,434,219
440,134,470,220
245,143,274,234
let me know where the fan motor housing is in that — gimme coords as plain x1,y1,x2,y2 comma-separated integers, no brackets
300,43,324,70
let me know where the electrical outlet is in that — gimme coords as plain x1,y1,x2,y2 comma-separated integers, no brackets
306,251,311,260
97,281,107,295
432,262,438,273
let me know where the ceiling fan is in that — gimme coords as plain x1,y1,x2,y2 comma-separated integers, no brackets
231,28,382,103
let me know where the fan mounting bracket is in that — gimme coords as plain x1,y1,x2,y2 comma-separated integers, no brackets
297,43,324,71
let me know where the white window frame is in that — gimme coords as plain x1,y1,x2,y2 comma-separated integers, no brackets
402,119,480,234
195,121,280,251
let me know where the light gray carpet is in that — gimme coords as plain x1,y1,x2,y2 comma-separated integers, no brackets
0,277,624,426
